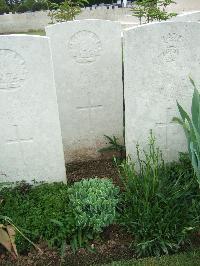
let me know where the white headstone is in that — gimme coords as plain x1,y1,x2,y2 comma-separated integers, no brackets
124,22,200,161
46,20,123,162
0,35,66,183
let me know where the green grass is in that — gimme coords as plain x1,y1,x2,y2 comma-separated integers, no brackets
0,29,45,35
102,249,200,266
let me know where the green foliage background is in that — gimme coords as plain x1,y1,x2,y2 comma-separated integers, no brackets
0,0,10,14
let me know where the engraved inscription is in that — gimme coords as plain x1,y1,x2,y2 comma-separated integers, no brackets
0,49,27,91
69,31,102,64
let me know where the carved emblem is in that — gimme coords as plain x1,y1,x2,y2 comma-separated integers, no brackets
0,49,27,91
160,46,179,63
158,33,184,63
68,31,102,63
162,32,184,44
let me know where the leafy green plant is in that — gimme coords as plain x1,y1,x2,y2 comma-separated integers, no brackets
131,0,177,24
32,0,48,11
0,0,9,14
47,0,88,23
99,135,125,161
173,78,200,186
15,3,29,13
117,132,199,257
0,181,41,257
68,178,119,251
0,182,72,252
23,0,35,10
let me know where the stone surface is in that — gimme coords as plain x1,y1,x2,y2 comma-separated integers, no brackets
170,11,200,22
124,22,200,162
0,35,66,183
46,20,123,162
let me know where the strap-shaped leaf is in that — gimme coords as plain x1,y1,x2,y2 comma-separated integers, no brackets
192,122,200,153
176,101,196,141
172,117,192,148
192,87,200,131
190,142,200,185
190,142,198,172
190,77,197,89
177,101,192,124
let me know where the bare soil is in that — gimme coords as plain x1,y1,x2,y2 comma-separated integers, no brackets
66,159,121,186
0,224,135,266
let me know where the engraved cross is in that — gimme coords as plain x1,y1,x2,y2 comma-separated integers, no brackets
155,107,176,153
6,125,33,165
76,91,102,134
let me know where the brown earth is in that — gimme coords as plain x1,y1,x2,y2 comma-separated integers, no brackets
66,159,121,186
0,225,135,266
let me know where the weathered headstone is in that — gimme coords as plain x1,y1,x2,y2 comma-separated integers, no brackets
124,22,200,161
46,20,123,162
0,35,66,183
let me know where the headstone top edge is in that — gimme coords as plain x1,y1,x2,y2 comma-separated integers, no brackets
0,34,49,40
123,21,200,35
45,19,121,31
178,10,200,16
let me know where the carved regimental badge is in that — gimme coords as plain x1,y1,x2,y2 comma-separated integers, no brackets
159,33,184,63
69,31,102,64
0,49,27,91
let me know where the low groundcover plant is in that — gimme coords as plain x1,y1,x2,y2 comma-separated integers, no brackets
0,178,119,253
0,182,72,252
